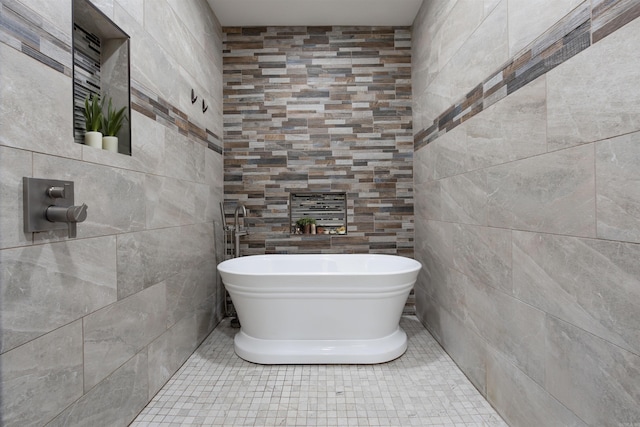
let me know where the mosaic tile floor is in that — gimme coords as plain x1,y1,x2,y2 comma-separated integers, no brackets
131,316,507,426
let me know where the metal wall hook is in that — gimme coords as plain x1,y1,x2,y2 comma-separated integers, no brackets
202,99,208,113
191,88,197,104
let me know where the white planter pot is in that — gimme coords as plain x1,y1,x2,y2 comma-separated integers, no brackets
84,131,103,148
102,136,118,152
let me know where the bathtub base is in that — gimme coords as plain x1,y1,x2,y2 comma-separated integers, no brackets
234,327,408,364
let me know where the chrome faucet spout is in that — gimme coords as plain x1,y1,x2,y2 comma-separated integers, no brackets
234,204,247,232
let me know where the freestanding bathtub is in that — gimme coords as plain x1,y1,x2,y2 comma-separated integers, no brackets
217,254,421,364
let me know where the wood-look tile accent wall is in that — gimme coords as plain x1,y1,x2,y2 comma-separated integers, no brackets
223,26,413,257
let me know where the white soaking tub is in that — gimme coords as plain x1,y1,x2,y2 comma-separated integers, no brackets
217,254,421,364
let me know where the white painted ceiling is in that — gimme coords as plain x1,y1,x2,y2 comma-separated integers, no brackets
207,0,424,27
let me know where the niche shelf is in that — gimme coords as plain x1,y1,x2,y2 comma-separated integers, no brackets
290,192,347,235
73,0,131,154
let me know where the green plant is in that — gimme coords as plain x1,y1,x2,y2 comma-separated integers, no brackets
101,97,128,137
83,93,103,132
296,217,316,227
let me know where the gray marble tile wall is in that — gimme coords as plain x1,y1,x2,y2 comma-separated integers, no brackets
413,0,640,151
413,1,640,425
0,0,224,425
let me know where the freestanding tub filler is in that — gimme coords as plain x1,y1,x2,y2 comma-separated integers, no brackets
217,254,421,364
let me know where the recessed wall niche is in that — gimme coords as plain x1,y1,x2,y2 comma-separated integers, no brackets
290,193,347,235
73,0,131,154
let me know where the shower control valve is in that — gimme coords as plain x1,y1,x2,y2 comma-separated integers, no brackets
23,177,89,238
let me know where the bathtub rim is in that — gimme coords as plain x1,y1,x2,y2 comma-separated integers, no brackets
217,253,422,277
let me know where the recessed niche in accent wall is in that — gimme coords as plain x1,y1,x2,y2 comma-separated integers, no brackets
72,0,131,154
291,193,347,235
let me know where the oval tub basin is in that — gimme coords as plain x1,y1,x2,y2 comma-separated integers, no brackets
217,254,421,364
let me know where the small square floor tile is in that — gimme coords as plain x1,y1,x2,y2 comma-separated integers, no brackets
131,316,507,426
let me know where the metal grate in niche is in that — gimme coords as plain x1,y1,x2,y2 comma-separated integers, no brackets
290,192,347,233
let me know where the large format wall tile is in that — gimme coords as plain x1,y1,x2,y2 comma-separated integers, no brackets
545,317,640,426
145,175,197,228
196,292,223,342
411,0,456,96
421,75,455,135
487,348,587,427
205,148,224,224
487,144,596,237
48,351,149,427
425,265,469,325
194,181,212,223
0,146,32,249
547,16,640,149
161,127,206,184
33,154,146,240
165,260,216,328
437,307,488,394
413,142,435,184
452,224,511,293
416,220,453,286
0,44,80,159
144,0,216,106
413,1,640,426
0,1,224,425
148,313,199,397
166,0,222,71
83,284,167,390
440,0,508,114
413,0,591,151
463,278,546,384
116,223,214,298
596,131,640,243
0,321,83,427
432,126,467,179
414,181,441,222
0,237,117,353
465,76,547,171
435,0,485,73
508,0,585,56
128,18,182,108
414,274,442,342
16,0,73,38
513,230,640,355
114,0,144,25
441,170,487,226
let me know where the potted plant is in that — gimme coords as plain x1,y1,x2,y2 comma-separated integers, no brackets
83,93,103,148
101,97,127,152
296,217,316,234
